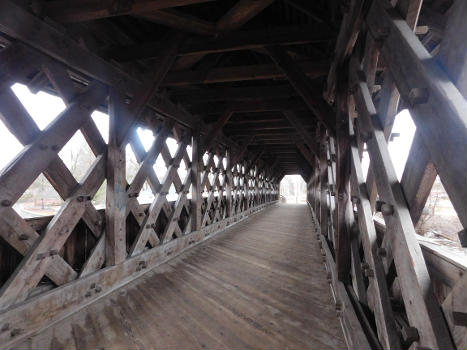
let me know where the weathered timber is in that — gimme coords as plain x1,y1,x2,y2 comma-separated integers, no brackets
109,25,333,62
162,60,329,86
139,9,216,35
0,202,277,348
350,55,455,350
266,46,336,135
45,0,216,23
348,113,401,349
106,90,128,266
367,0,467,228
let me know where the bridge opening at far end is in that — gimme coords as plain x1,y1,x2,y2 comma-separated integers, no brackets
280,175,307,204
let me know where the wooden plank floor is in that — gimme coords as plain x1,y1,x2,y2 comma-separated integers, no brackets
14,204,346,350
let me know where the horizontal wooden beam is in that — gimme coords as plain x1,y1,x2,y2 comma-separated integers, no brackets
227,130,301,137
216,0,274,32
162,60,329,86
138,9,216,35
226,122,311,130
109,25,332,62
191,98,308,114
172,85,297,102
44,0,216,23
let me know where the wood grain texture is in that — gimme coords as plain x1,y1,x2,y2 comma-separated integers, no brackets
12,204,345,350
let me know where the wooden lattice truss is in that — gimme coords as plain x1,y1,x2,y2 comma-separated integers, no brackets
305,0,467,350
0,2,280,346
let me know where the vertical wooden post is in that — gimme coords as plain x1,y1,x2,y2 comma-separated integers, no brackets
191,126,201,231
319,128,329,239
335,68,352,283
314,151,321,216
255,166,260,206
106,89,127,266
244,160,249,211
225,149,233,217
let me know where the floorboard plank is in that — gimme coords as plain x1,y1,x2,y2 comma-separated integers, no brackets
12,204,346,350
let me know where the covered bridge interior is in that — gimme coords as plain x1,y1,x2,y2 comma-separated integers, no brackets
0,0,466,349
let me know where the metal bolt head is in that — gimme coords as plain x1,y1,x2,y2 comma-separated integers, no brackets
377,247,387,257
381,203,394,216
402,326,419,344
375,200,384,212
408,88,429,106
1,199,12,207
18,233,29,241
10,328,21,337
335,301,343,311
49,249,58,256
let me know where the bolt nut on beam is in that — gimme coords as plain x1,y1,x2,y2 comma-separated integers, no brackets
408,88,429,106
375,200,394,215
18,233,29,241
402,326,419,345
373,26,390,41
10,328,22,338
361,132,373,143
335,301,343,312
377,247,387,257
1,199,12,207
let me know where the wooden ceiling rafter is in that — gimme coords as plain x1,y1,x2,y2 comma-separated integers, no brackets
173,0,276,70
108,24,333,62
44,0,217,23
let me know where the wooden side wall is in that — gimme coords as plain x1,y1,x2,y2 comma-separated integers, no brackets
0,3,280,346
307,0,467,349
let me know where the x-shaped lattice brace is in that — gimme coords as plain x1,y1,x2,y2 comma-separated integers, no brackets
201,151,227,227
231,162,246,215
0,73,108,310
128,123,192,244
129,132,191,256
126,129,186,235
